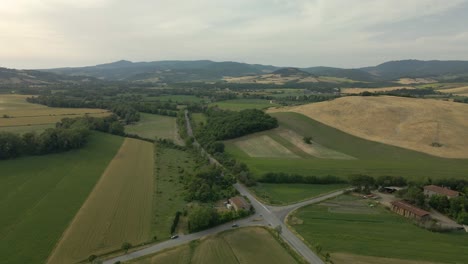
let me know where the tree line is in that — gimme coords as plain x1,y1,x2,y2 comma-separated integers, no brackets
27,95,140,124
259,172,345,184
0,128,89,160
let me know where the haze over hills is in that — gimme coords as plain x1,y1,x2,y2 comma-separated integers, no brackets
38,59,468,83
3,59,468,85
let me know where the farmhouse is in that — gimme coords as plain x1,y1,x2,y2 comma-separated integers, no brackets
424,185,459,199
390,200,430,222
229,196,249,211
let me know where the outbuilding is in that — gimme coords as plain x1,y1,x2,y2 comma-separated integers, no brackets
391,200,430,222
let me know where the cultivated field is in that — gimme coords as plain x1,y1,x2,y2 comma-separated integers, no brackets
270,96,468,158
252,183,349,205
47,138,154,264
0,94,110,131
225,112,468,182
127,227,300,264
0,132,124,264
290,195,468,263
125,112,183,144
223,74,355,85
234,134,299,158
210,99,279,111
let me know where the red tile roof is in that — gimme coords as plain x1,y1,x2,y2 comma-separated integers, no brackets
424,185,459,197
391,200,430,217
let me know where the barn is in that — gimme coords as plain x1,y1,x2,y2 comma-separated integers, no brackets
391,200,430,222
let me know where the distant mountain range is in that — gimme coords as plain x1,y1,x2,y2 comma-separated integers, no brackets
3,59,468,85
0,67,97,86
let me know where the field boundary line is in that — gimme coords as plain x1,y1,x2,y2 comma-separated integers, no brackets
45,138,126,264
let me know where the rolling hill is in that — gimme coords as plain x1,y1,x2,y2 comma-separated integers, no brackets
361,60,468,80
0,67,96,86
44,60,279,82
269,96,468,158
32,59,468,83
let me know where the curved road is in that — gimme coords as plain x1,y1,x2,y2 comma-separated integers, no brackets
104,111,345,264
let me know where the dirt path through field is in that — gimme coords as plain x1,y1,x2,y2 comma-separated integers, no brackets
47,138,154,264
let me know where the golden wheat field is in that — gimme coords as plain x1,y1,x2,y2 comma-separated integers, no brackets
47,138,154,264
0,94,110,128
269,96,468,158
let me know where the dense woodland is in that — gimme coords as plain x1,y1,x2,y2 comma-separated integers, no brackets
195,108,278,146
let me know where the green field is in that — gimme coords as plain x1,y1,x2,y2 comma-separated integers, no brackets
0,132,124,264
191,113,207,127
225,112,468,181
128,227,300,264
290,195,468,263
125,113,182,144
151,146,196,239
252,183,349,205
0,123,55,134
210,99,279,111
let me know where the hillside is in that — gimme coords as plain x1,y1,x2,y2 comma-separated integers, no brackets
44,60,279,81
32,59,468,83
269,96,468,158
272,67,311,77
0,67,95,86
302,66,377,82
362,60,468,80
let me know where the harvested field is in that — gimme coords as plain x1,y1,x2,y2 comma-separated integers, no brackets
0,132,123,264
341,86,414,94
0,94,110,129
127,227,299,264
269,96,468,158
233,134,299,158
47,138,154,264
225,112,468,182
397,78,437,84
125,113,183,144
437,86,468,95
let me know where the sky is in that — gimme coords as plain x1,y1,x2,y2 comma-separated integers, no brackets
1,0,468,69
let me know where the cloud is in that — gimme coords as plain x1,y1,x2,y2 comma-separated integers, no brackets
1,0,468,68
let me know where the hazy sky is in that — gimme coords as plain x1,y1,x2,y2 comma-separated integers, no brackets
2,0,468,69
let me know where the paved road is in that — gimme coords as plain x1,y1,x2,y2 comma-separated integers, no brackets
103,111,345,264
